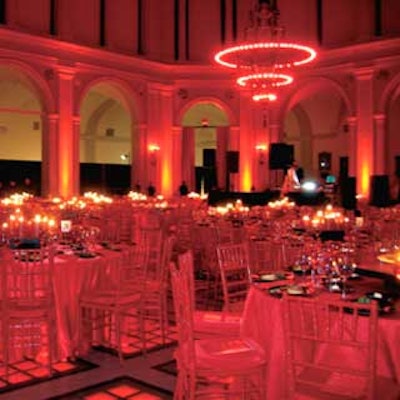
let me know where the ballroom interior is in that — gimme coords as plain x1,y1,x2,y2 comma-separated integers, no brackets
0,1,400,399
0,0,399,201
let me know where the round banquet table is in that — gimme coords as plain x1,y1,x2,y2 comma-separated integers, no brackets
52,246,130,360
240,282,400,399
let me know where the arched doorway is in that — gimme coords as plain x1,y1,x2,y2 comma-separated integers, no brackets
0,64,50,196
181,101,230,193
385,75,400,201
79,81,136,194
283,79,351,185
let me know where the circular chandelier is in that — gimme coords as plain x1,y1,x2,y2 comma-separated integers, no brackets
236,72,294,102
214,0,317,102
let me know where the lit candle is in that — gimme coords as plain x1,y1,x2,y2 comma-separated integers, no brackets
18,216,24,237
34,214,41,237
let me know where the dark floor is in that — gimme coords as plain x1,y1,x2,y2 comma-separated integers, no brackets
0,332,177,400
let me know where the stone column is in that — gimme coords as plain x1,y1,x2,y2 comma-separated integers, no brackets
41,113,59,197
147,83,174,197
347,116,358,178
56,67,78,198
172,126,183,194
72,116,81,195
131,123,147,189
354,68,374,198
373,113,386,175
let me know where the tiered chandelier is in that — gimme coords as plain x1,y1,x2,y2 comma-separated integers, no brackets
214,0,317,102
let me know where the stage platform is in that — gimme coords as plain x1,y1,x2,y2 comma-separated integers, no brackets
207,190,328,207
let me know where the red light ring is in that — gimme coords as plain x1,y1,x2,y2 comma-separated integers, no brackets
214,42,317,69
237,73,294,88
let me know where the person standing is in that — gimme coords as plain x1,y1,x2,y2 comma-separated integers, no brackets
281,161,301,195
179,180,189,196
147,183,156,197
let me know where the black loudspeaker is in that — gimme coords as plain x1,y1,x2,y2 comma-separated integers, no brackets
395,156,400,178
341,177,356,210
370,175,390,207
226,151,239,173
339,156,349,180
269,143,294,170
203,149,216,167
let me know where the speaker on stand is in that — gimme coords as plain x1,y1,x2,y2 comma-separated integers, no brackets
269,143,294,170
341,177,357,210
225,151,239,191
370,175,390,207
269,143,294,189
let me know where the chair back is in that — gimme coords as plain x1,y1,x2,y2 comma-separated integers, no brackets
121,243,150,289
282,295,378,400
94,244,149,299
248,239,276,273
177,250,196,308
138,227,163,280
170,262,196,369
216,242,251,312
3,246,55,309
159,235,175,284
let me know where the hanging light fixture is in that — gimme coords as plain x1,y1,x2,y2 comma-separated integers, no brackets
214,0,317,102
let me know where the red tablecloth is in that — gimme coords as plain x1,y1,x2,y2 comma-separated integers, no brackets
53,247,128,359
241,283,400,399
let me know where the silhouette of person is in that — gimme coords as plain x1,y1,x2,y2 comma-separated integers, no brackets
23,177,34,194
179,181,189,196
281,161,301,195
8,180,17,194
147,183,156,197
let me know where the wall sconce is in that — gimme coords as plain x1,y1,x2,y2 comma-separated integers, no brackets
201,117,209,127
120,153,130,162
255,144,267,165
148,144,160,166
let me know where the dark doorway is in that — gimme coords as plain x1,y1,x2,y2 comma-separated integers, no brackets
195,166,217,193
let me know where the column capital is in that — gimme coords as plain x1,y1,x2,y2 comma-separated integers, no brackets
172,126,183,134
354,68,374,81
346,116,357,125
148,83,173,96
56,66,76,80
46,113,60,121
373,113,386,122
